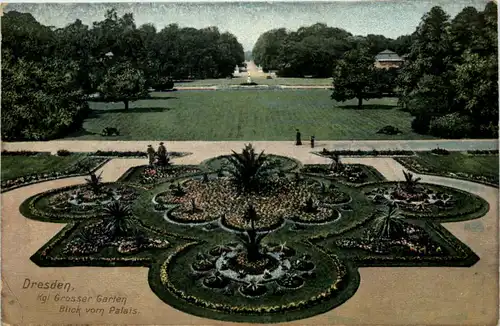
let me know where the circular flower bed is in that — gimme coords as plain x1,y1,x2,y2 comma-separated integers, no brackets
228,252,280,275
277,274,305,289
364,183,456,214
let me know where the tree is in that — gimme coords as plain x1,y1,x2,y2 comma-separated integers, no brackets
97,61,149,110
449,7,482,57
253,24,353,77
392,34,415,56
452,50,498,137
331,48,379,108
1,11,56,62
396,6,455,130
362,34,394,56
252,28,288,71
1,55,88,141
374,67,399,96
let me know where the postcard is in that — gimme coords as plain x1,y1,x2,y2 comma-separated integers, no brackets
1,1,498,324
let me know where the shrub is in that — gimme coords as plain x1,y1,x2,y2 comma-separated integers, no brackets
1,150,48,156
152,77,174,91
429,113,474,139
266,76,273,80
411,116,431,134
376,125,402,135
101,127,120,136
57,149,71,156
467,150,498,155
431,147,450,155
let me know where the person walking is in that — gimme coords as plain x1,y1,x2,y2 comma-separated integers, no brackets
147,145,155,166
310,135,315,148
295,129,302,146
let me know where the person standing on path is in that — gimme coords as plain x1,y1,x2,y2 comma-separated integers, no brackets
157,142,168,166
295,129,302,146
310,135,315,148
147,145,155,166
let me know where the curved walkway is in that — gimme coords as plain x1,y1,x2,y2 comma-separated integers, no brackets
1,154,498,325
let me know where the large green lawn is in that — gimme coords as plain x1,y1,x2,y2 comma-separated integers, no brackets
1,154,85,180
70,90,433,141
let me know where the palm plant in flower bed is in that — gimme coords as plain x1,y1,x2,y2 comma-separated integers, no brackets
402,170,422,193
334,203,445,256
225,144,278,194
85,171,103,195
373,203,405,240
393,171,426,202
236,204,269,262
63,217,169,256
328,153,343,173
63,224,110,255
102,201,134,238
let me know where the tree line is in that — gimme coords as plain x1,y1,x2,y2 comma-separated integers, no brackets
254,2,497,138
252,23,413,77
2,9,245,141
398,2,498,138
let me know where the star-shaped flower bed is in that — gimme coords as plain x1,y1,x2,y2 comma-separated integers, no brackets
20,147,488,323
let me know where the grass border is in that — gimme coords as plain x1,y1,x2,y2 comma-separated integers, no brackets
394,156,499,188
1,157,110,194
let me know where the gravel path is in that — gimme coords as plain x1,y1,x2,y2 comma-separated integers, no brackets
2,139,498,154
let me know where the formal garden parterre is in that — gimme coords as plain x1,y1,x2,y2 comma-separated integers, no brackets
19,144,488,323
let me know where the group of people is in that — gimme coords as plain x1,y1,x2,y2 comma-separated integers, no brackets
147,142,169,166
295,129,315,148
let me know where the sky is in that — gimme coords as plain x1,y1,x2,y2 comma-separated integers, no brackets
6,0,491,50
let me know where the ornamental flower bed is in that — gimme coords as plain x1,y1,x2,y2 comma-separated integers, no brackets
335,224,446,256
301,164,373,184
140,166,202,185
62,220,169,256
316,149,415,157
364,184,456,214
159,176,342,229
20,151,488,323
44,184,139,214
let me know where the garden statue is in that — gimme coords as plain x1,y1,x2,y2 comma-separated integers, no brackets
147,145,155,166
310,135,315,148
295,129,302,145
